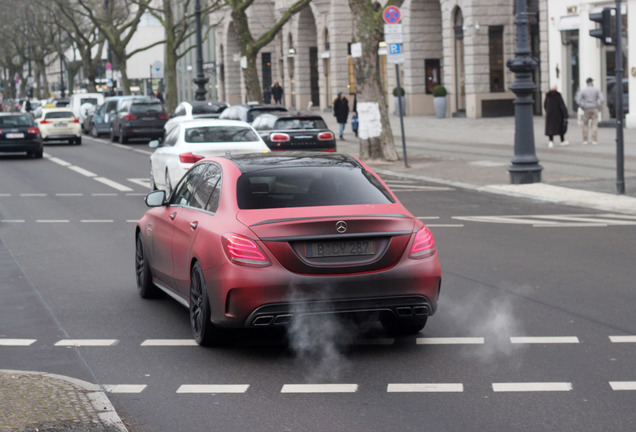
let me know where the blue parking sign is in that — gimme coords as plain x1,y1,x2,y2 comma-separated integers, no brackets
389,43,402,55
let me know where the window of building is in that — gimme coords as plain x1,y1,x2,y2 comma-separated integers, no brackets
489,26,504,92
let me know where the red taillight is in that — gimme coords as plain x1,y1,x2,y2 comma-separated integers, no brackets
28,128,40,135
72,118,80,123
270,133,290,142
409,226,436,259
125,114,138,120
40,119,51,124
158,113,169,120
317,131,334,141
321,149,336,152
222,233,272,267
179,152,206,164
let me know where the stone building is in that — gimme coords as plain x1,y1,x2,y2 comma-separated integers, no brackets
211,0,548,118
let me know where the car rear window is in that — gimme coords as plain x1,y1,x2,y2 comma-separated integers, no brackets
247,108,287,123
80,98,99,105
236,167,394,209
275,118,327,129
185,126,259,143
45,111,74,119
0,115,33,127
131,103,163,114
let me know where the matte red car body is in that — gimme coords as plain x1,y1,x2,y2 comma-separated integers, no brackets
136,153,441,334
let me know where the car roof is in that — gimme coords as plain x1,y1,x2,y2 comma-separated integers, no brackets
179,118,252,128
257,111,325,120
223,152,362,173
0,112,30,117
41,108,74,113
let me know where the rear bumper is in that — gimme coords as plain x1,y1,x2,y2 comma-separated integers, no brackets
42,133,80,141
203,254,441,328
0,140,43,153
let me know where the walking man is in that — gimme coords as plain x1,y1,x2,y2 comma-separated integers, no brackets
576,77,604,145
271,81,283,105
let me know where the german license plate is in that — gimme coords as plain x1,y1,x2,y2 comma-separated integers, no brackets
55,122,67,127
143,117,155,121
306,240,375,257
6,133,24,138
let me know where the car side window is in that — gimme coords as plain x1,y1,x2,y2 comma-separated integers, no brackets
170,164,207,207
118,101,129,113
188,164,221,211
164,127,180,146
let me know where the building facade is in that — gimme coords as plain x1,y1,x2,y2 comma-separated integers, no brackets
210,0,549,119
548,0,634,127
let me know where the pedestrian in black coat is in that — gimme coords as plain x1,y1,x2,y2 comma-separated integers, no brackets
333,92,349,139
544,85,569,148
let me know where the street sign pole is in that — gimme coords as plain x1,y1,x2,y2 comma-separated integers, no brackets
383,6,408,167
615,0,625,194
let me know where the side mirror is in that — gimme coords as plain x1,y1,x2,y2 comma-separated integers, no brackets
149,139,160,149
145,190,166,207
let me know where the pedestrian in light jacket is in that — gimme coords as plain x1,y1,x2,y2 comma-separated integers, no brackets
544,86,569,148
576,77,604,145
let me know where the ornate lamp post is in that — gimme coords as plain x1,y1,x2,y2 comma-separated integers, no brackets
193,0,208,101
506,0,542,184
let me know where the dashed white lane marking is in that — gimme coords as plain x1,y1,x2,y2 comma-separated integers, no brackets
0,339,36,346
91,193,118,196
68,165,97,177
281,384,358,394
0,220,25,223
177,385,250,394
55,339,118,347
128,178,151,189
47,155,72,166
56,193,84,197
610,336,636,343
80,220,114,223
511,337,580,344
427,224,464,228
417,337,485,345
94,177,133,192
141,339,198,346
492,382,573,392
609,382,636,391
36,220,69,223
387,383,464,393
103,385,147,393
20,193,47,197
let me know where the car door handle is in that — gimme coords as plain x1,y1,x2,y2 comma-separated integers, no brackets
169,213,177,220
190,222,198,229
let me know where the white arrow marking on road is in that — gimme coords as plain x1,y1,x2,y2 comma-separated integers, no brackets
94,177,133,192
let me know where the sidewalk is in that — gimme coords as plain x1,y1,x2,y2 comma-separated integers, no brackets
322,111,636,215
0,369,127,431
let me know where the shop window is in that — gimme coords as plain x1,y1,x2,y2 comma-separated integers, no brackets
489,26,504,92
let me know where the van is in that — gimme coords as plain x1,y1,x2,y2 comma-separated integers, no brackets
69,93,104,124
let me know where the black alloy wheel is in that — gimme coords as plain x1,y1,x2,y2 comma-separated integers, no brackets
135,234,158,298
119,128,128,144
189,262,232,346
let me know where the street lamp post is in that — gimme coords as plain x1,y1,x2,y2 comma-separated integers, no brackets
193,0,208,101
506,0,542,184
58,26,66,98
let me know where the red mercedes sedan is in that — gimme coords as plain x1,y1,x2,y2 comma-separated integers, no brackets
135,152,441,346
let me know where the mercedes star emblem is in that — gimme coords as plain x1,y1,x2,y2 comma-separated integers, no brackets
335,221,347,233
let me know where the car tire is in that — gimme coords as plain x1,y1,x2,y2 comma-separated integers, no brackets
110,126,117,142
135,233,159,299
75,137,82,145
119,128,128,144
33,148,43,159
189,262,233,347
380,315,427,336
91,125,98,138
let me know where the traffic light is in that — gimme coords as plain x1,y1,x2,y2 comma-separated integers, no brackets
589,7,616,45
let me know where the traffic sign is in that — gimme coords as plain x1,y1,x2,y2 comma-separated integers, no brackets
383,6,401,24
384,24,403,44
388,43,402,55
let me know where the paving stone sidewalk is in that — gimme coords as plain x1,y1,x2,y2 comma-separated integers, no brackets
0,370,127,432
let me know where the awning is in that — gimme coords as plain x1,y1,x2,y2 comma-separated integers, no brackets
558,15,580,31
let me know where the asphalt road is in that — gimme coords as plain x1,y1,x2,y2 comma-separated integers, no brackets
1,135,635,431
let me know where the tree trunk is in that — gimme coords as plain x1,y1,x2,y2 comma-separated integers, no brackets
163,0,178,111
243,52,262,103
349,0,401,162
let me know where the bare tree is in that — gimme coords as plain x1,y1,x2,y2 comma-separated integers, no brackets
224,0,312,103
73,0,161,94
349,0,401,161
145,0,222,111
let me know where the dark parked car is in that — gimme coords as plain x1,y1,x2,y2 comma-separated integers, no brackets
251,112,336,152
110,97,168,143
607,78,629,118
0,113,43,158
136,152,441,346
218,104,287,123
164,100,228,134
84,96,141,137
